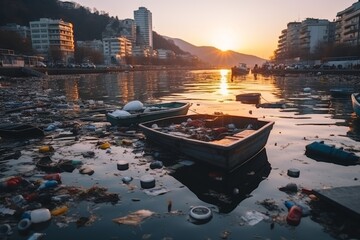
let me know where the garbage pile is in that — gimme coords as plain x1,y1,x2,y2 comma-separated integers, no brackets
151,118,253,142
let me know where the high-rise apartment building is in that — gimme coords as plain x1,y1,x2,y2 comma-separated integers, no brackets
134,7,153,48
30,18,74,63
336,1,360,46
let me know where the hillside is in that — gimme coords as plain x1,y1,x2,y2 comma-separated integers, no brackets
0,0,266,67
164,37,266,68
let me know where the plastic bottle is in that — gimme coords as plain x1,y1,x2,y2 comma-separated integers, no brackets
0,176,22,191
51,205,68,216
51,194,71,202
38,145,54,153
37,180,58,191
286,205,302,226
43,173,61,182
27,232,46,240
30,208,51,223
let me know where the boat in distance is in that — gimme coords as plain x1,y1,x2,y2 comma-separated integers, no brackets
351,93,360,117
106,101,190,126
231,63,250,75
139,114,274,171
235,93,261,104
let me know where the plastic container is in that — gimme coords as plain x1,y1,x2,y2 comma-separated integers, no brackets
51,205,68,216
117,160,129,170
39,145,54,153
287,168,300,178
189,206,212,224
11,195,27,207
0,176,23,190
37,180,58,191
286,205,302,226
140,175,155,189
30,208,51,223
99,142,110,150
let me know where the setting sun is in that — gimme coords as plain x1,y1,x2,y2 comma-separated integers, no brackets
211,29,238,51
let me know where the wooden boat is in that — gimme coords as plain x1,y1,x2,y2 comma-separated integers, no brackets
231,63,249,75
351,93,360,117
235,93,261,104
139,114,274,171
0,123,44,139
106,102,191,126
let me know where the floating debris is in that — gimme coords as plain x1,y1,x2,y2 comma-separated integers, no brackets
112,209,154,226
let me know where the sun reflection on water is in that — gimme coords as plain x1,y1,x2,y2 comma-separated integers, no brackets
219,69,230,96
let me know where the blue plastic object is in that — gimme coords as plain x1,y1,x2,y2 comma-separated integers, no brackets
305,141,360,166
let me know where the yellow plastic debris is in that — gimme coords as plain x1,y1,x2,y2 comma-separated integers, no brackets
99,142,111,149
39,145,54,153
51,205,68,216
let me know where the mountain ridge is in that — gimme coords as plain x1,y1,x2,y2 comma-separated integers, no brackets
164,36,267,68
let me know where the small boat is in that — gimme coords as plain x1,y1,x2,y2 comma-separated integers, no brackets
139,114,274,171
330,88,353,98
231,63,249,75
351,93,360,117
0,123,44,139
235,93,261,104
106,101,191,126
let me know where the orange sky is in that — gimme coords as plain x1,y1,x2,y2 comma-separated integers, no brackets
71,0,355,59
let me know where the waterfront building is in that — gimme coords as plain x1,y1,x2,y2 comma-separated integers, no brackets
275,22,301,60
157,49,175,60
0,23,31,39
77,40,103,53
102,18,136,45
132,45,151,57
335,1,360,46
134,7,153,48
300,18,334,54
103,37,132,64
29,18,74,63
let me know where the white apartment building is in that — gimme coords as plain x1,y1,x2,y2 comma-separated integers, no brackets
336,1,360,46
134,7,153,48
103,37,132,64
30,18,74,63
300,18,333,54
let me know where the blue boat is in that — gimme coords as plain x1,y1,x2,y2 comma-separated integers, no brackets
351,93,360,117
305,141,360,166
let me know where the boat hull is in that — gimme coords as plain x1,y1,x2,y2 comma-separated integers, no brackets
0,124,44,139
139,114,274,171
106,102,190,126
351,93,360,117
235,93,261,104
